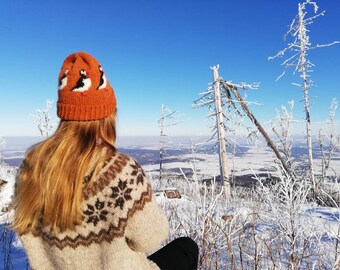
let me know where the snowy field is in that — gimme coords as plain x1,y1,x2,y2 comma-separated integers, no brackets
1,136,340,269
2,136,340,177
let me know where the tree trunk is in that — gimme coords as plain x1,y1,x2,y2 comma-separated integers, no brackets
298,3,316,190
159,105,165,182
211,66,230,196
302,75,315,189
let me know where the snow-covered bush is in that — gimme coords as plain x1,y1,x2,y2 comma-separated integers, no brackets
0,138,20,270
150,163,339,269
0,137,16,223
318,98,340,182
0,137,4,163
270,101,296,171
242,168,337,269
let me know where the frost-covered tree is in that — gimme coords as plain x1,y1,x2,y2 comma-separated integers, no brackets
193,66,294,194
31,100,55,138
193,66,237,195
318,98,340,181
189,137,204,177
158,104,180,182
269,0,339,190
0,137,4,164
270,100,297,170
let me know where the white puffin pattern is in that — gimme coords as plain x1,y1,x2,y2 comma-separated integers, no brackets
59,66,107,92
98,66,107,90
73,70,92,92
58,70,69,90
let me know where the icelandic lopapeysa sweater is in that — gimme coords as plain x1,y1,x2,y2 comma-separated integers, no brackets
20,152,169,270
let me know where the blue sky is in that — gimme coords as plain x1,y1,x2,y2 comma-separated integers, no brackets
0,0,339,137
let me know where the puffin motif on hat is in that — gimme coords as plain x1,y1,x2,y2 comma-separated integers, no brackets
97,66,107,90
73,69,92,92
57,52,116,121
58,70,69,90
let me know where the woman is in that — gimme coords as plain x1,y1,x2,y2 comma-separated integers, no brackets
12,52,198,269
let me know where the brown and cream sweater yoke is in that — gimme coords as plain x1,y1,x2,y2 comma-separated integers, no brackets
20,152,169,270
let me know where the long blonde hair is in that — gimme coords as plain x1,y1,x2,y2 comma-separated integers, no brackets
13,113,116,234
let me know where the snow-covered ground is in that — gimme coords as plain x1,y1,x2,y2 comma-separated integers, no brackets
0,136,339,269
0,163,16,224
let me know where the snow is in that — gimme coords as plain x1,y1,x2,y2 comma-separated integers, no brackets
0,163,16,224
145,144,284,177
308,207,340,239
1,137,339,268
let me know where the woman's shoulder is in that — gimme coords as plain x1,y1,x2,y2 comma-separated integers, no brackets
104,151,144,175
83,151,147,200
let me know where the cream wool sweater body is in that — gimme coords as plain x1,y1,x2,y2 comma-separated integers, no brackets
20,152,169,270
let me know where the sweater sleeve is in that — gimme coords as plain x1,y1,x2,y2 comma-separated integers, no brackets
125,195,169,253
124,165,169,254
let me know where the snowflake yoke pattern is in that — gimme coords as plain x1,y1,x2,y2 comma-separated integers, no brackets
33,152,152,250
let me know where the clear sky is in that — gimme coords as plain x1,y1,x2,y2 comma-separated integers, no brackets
0,0,339,138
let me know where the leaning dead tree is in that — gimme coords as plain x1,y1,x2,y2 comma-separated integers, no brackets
194,66,294,193
220,79,293,178
269,0,339,189
158,104,180,182
193,66,260,196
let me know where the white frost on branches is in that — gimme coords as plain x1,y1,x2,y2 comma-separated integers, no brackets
158,104,181,182
269,0,339,81
193,66,259,194
269,0,339,190
270,100,298,169
0,137,4,163
31,100,55,138
318,98,340,179
193,72,259,148
0,137,17,224
256,166,320,269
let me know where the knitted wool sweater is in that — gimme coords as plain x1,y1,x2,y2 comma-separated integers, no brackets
20,152,169,270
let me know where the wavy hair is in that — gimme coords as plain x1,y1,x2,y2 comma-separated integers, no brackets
13,113,116,234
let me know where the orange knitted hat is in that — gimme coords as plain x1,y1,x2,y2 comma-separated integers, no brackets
57,52,116,121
